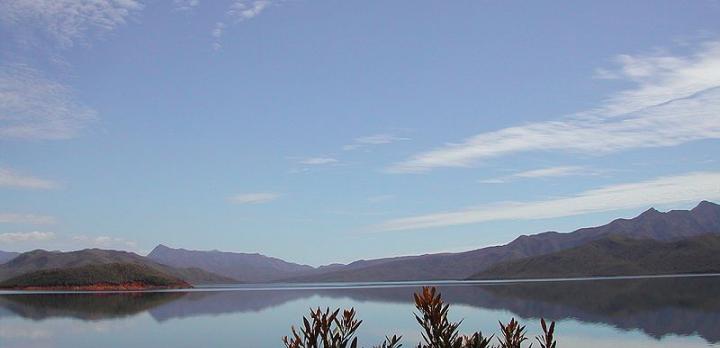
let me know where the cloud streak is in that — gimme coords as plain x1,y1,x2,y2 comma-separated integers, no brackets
374,171,720,232
228,192,280,205
0,231,55,243
0,213,56,225
479,166,599,184
71,235,138,250
388,41,720,173
298,157,339,165
0,167,58,189
343,134,410,151
0,231,141,252
0,65,97,140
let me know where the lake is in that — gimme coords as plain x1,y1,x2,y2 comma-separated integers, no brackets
0,275,718,347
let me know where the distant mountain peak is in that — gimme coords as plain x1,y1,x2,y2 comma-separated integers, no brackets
694,200,720,211
146,244,316,283
640,207,660,215
149,244,172,255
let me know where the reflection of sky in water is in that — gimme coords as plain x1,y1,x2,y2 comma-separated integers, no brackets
0,276,718,348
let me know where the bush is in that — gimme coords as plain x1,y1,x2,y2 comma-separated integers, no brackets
283,286,558,348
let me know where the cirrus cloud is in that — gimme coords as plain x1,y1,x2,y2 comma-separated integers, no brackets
71,235,138,250
0,213,56,225
228,192,281,205
0,0,143,48
0,64,97,140
298,157,339,165
374,171,720,232
343,134,410,151
478,166,601,184
0,231,55,243
0,167,58,189
388,41,720,173
212,0,277,50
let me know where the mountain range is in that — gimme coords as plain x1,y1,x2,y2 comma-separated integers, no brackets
279,200,720,282
0,263,192,290
0,249,233,286
147,245,315,283
471,233,720,279
0,251,19,264
1,200,718,284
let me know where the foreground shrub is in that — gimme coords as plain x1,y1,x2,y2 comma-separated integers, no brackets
282,307,401,348
283,286,558,348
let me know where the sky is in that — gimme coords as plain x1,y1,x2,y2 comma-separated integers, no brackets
1,0,720,266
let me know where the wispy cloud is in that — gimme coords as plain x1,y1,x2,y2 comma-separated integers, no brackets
343,134,410,151
0,231,55,243
0,64,96,140
479,166,599,184
174,0,200,11
0,232,140,252
374,171,720,232
0,213,56,225
0,0,143,48
71,235,138,250
388,41,720,173
213,0,276,50
298,157,339,165
228,192,280,204
228,0,272,21
0,167,58,189
211,21,226,51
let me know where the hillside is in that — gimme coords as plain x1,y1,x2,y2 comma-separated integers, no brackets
147,244,315,283
285,201,720,282
0,249,234,285
0,263,191,290
471,234,720,280
0,251,19,264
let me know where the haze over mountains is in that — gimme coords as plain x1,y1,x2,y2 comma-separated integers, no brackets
1,201,719,284
0,251,19,265
147,245,315,283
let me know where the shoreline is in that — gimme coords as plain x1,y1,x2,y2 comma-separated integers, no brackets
0,273,718,294
0,281,192,292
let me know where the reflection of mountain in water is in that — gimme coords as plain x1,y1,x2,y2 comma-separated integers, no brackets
443,277,720,344
309,277,720,343
1,276,719,343
148,289,314,321
0,292,184,321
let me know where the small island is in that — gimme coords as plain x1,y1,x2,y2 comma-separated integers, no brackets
0,263,192,291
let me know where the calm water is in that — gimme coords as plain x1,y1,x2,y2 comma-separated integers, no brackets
0,275,719,347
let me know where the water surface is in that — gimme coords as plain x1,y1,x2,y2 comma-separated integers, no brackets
0,275,718,347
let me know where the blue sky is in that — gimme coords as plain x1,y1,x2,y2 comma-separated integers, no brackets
1,0,720,265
